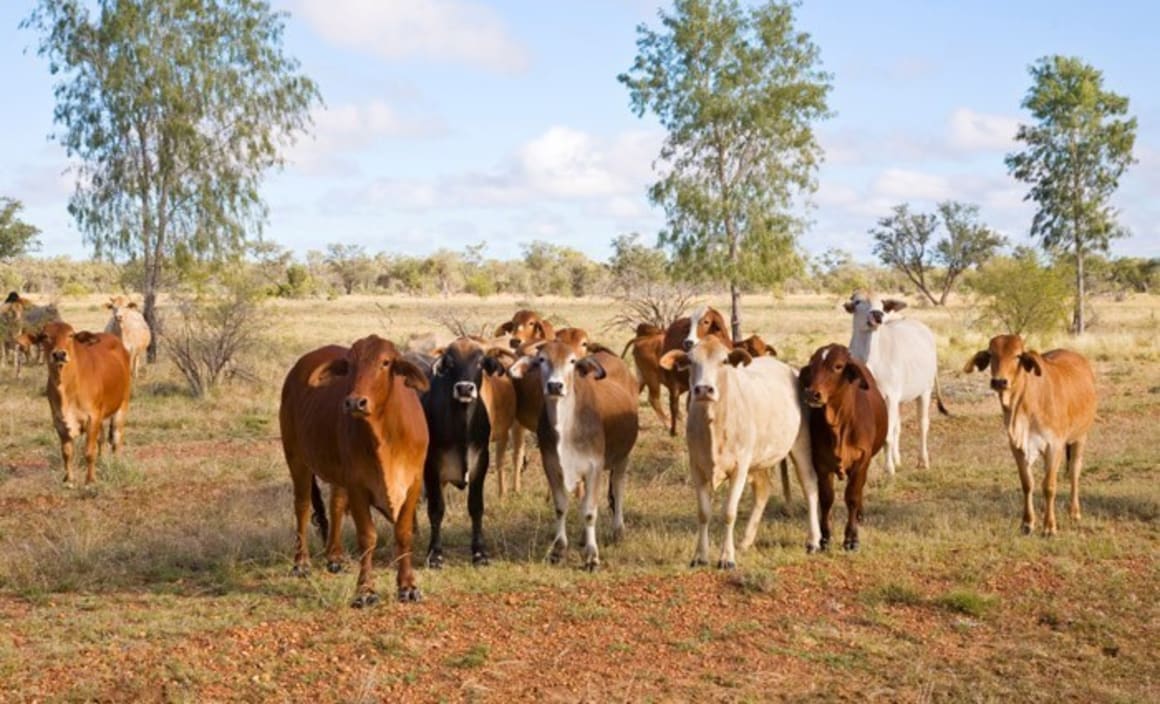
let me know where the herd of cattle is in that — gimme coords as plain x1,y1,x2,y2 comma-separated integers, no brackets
1,291,1098,607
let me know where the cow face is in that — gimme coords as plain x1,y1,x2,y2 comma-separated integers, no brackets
432,338,505,404
32,321,98,369
495,310,553,349
105,297,139,324
509,340,605,398
843,291,907,333
682,306,729,351
801,344,872,408
312,335,428,418
964,334,1041,398
662,337,751,404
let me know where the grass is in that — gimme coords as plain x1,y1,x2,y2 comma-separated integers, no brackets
0,292,1157,701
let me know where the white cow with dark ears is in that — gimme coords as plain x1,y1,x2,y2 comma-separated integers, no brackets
845,291,948,475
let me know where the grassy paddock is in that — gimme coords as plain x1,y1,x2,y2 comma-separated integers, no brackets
0,292,1156,701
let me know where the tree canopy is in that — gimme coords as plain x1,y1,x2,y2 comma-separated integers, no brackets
619,0,830,340
23,0,321,356
1005,55,1137,334
0,198,42,261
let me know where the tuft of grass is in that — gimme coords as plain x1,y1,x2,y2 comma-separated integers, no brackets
861,581,924,608
725,568,777,595
935,588,997,618
445,644,490,669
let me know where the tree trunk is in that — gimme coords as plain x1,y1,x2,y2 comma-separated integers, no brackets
730,280,741,343
144,258,162,363
1074,248,1086,335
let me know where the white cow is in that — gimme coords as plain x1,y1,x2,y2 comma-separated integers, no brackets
660,336,821,565
104,296,152,378
845,291,947,475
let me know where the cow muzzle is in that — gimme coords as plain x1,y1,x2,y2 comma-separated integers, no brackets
804,389,824,408
453,381,477,402
343,395,370,416
691,384,717,402
681,339,694,352
990,378,1009,391
509,337,522,350
867,311,884,329
51,350,68,365
546,380,565,397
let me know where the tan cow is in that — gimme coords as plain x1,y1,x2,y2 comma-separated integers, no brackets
29,321,131,485
964,334,1097,535
3,292,61,375
509,340,639,570
494,309,555,350
104,296,152,378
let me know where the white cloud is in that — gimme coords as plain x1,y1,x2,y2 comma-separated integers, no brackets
947,107,1020,152
294,0,530,73
872,168,953,201
286,100,446,176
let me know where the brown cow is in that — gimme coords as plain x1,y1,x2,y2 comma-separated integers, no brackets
800,344,888,551
494,309,555,349
964,334,1097,535
659,307,732,436
279,335,430,606
29,321,131,485
620,323,669,427
737,334,778,359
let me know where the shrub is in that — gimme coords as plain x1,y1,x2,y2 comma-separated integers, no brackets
969,250,1071,336
162,291,266,397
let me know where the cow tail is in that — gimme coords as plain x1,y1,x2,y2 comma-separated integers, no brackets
310,477,329,541
620,337,636,359
934,374,950,416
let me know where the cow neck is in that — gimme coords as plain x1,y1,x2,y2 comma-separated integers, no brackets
543,378,593,442
848,327,876,366
46,360,80,403
688,366,733,462
998,370,1035,440
822,389,863,471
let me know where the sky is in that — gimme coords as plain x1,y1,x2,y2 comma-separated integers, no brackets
1,0,1157,264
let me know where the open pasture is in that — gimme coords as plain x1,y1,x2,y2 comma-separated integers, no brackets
0,293,1156,702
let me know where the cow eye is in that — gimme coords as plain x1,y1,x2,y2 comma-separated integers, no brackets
381,359,391,368
569,359,575,365
834,363,844,371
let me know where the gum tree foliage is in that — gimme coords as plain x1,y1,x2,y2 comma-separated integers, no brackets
970,247,1071,337
870,201,1005,305
619,0,831,341
1005,55,1137,334
23,0,321,359
0,198,42,261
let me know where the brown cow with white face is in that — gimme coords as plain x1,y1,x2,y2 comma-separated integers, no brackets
657,306,732,436
279,335,430,606
964,334,1097,535
800,344,888,551
30,321,131,485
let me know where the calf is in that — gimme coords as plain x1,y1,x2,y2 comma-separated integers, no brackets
30,321,131,485
422,338,508,567
509,341,638,570
279,335,429,606
661,338,820,565
845,291,948,474
800,344,888,551
495,309,555,350
620,323,669,427
104,296,152,378
964,335,1097,535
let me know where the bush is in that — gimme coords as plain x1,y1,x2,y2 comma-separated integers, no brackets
969,251,1071,336
161,291,266,397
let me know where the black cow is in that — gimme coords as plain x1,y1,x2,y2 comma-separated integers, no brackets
422,337,507,567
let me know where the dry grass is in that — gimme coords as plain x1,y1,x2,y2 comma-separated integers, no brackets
0,292,1156,702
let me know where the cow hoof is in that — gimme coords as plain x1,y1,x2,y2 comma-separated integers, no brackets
349,592,380,609
549,550,565,565
806,543,820,555
290,564,310,578
397,586,422,603
583,560,600,573
689,558,708,568
426,552,444,569
842,539,859,551
472,552,490,567
1020,523,1033,536
819,538,831,552
716,560,736,571
326,561,344,574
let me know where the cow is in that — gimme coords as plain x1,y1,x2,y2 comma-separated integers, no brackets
660,337,821,565
422,337,509,567
845,291,948,475
28,321,131,485
495,309,555,350
737,334,778,359
104,296,152,378
508,339,638,570
963,334,1097,536
657,306,732,437
620,323,669,427
279,335,430,606
3,292,61,375
799,344,888,551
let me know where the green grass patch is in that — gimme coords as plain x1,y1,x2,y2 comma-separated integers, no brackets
935,588,997,618
445,644,489,669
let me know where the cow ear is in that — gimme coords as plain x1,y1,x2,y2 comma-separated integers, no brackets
494,321,514,337
659,349,689,371
75,331,100,346
533,320,547,339
842,300,856,314
844,361,872,390
883,299,908,313
104,301,115,310
1018,352,1043,376
393,359,430,392
963,351,990,373
726,348,753,367
507,356,534,379
765,345,778,357
586,342,614,355
482,355,506,377
576,356,607,380
309,358,350,387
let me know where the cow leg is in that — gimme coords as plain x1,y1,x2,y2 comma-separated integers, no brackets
740,469,771,552
1068,439,1086,521
511,428,526,494
883,398,900,475
916,390,932,469
608,457,628,543
646,379,669,427
1011,446,1035,534
348,489,380,608
468,446,490,566
789,444,822,553
289,466,314,577
1042,444,1063,536
424,464,446,569
325,486,349,572
843,464,868,550
818,470,835,551
544,455,570,564
667,382,680,437
493,431,509,498
778,460,792,515
580,464,601,572
718,462,751,569
394,478,423,602
83,418,101,485
690,475,712,567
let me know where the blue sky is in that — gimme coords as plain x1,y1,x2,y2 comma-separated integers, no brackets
1,0,1157,264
